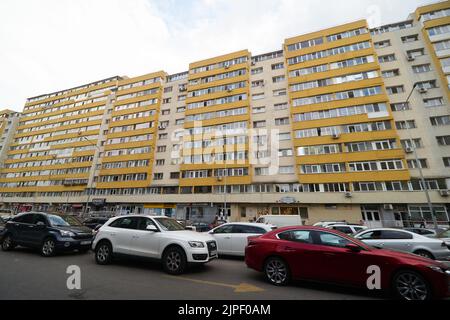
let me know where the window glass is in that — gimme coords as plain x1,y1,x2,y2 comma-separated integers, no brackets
333,226,353,234
137,218,157,231
358,230,382,240
317,232,352,248
109,217,139,230
214,225,234,234
278,230,313,244
19,214,36,224
34,214,47,225
233,225,266,234
380,230,413,240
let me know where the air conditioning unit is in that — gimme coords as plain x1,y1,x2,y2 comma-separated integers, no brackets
439,190,450,197
251,61,256,66
217,176,223,182
227,88,233,93
418,87,428,94
224,64,230,69
332,133,341,140
406,55,415,61
345,192,352,198
383,204,394,211
405,147,414,154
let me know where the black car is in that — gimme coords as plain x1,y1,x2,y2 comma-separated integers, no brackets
82,217,110,230
1,212,94,257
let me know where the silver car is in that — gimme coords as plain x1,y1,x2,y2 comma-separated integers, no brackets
355,228,450,261
434,229,450,249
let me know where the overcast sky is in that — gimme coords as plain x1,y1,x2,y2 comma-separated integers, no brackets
0,0,436,111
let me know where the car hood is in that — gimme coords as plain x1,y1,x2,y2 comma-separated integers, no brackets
53,225,93,235
164,230,215,242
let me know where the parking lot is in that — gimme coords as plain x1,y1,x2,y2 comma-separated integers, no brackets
0,248,388,300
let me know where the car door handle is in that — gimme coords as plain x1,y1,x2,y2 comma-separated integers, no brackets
28,225,35,228
324,252,337,257
132,236,140,239
110,233,117,236
284,247,296,252
224,237,232,240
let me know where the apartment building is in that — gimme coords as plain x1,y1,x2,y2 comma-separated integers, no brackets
0,110,21,168
0,1,449,227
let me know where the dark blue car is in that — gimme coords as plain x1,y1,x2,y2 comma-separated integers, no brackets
1,212,94,257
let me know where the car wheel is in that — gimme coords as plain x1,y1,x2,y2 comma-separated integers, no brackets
393,270,431,301
95,241,112,265
1,234,15,251
264,257,290,286
41,238,56,257
414,250,434,260
163,246,187,275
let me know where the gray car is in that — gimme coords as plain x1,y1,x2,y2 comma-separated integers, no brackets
434,229,450,250
354,228,450,261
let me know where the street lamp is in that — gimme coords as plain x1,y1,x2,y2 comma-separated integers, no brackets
402,83,438,230
78,133,101,217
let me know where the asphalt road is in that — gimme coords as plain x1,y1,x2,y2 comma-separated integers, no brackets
0,247,390,300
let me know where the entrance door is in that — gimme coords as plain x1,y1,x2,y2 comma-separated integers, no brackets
361,210,382,228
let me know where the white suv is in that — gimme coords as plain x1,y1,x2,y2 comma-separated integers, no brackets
92,215,218,274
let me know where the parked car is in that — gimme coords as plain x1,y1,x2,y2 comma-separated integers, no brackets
245,226,450,300
354,228,450,261
326,224,368,235
0,215,14,223
434,229,450,250
82,217,110,230
313,221,348,227
92,216,218,275
404,228,440,237
207,223,275,256
1,212,94,256
190,223,212,233
256,215,302,228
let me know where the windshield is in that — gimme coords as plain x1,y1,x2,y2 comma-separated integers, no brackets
62,215,82,226
48,215,70,227
155,218,185,231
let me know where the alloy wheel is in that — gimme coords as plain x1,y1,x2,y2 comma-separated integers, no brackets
42,239,55,256
2,236,12,250
166,251,182,272
265,259,288,285
97,245,110,263
395,272,429,301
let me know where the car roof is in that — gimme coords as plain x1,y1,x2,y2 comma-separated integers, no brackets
219,222,275,228
329,224,365,227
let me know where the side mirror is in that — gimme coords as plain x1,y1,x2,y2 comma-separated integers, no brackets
146,225,158,232
346,243,362,253
36,221,46,227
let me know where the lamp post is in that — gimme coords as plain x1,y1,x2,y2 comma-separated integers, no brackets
79,134,101,217
402,83,438,230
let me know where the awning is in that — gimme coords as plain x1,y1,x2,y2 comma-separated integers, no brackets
144,204,176,209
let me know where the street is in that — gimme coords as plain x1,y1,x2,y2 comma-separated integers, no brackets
0,248,386,300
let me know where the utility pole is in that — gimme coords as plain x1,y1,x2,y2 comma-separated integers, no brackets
402,83,438,230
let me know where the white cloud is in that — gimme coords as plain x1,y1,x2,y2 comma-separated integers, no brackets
0,0,435,111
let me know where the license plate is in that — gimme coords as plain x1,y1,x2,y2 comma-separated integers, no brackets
81,241,92,245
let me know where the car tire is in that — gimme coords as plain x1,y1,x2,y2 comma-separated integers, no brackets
95,241,113,265
162,246,187,275
392,270,432,301
41,237,56,257
1,234,15,251
414,250,434,260
264,257,290,286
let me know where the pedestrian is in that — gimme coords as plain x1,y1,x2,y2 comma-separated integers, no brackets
420,218,426,228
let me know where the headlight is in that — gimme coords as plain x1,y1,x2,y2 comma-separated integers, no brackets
189,241,205,248
60,230,75,238
428,265,445,273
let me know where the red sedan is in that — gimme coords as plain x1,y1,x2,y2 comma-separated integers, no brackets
245,226,450,300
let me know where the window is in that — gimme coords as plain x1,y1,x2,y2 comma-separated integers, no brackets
416,80,437,89
153,173,163,180
170,172,180,179
278,230,313,243
175,119,185,125
443,157,450,167
156,159,165,166
255,167,270,176
109,217,139,230
274,103,288,111
437,135,450,146
401,34,418,43
395,120,416,130
253,121,266,128
380,230,413,240
251,67,263,75
163,98,171,104
391,102,410,111
275,118,289,126
401,138,423,150
232,225,267,234
382,69,399,78
252,93,265,100
407,48,425,59
430,115,450,126
424,97,444,107
164,87,173,93
271,63,284,70
279,166,294,174
407,159,428,169
278,133,291,141
278,149,293,157
272,75,285,83
317,232,352,248
177,106,186,113
386,86,404,94
428,24,450,37
378,54,396,63
273,89,287,96
252,106,266,114
374,40,391,48
434,39,450,52
157,146,167,152
252,80,264,87
413,64,431,73
158,133,168,140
